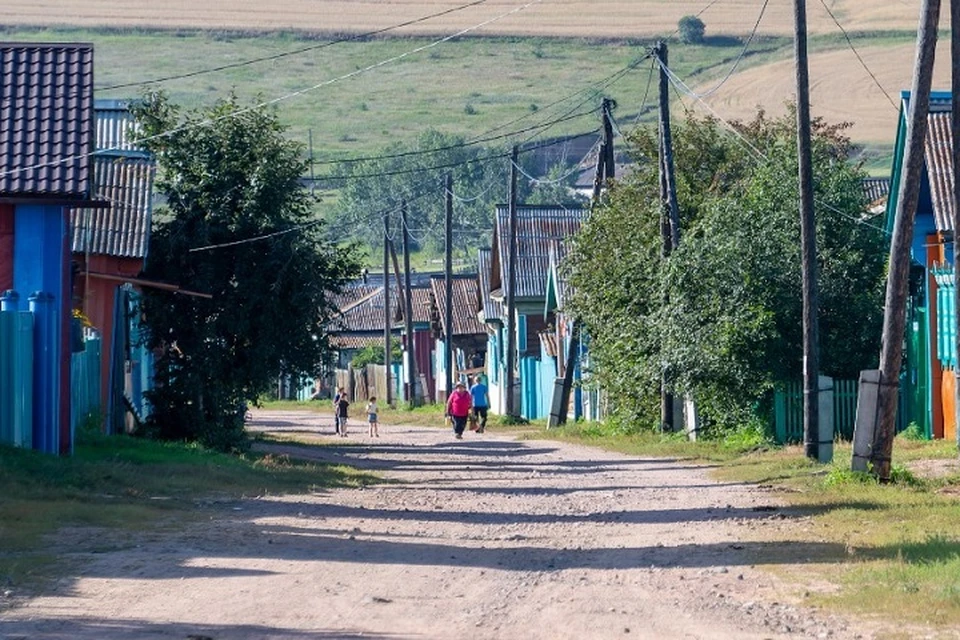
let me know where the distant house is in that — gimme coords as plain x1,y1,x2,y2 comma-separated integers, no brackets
328,283,398,368
430,274,487,399
395,284,435,403
885,91,956,441
477,247,506,413
0,43,97,454
484,205,586,419
70,99,156,431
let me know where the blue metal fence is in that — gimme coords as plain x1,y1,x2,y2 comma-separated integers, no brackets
71,333,101,432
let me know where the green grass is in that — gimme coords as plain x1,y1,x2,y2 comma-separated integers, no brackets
0,430,377,590
0,26,803,160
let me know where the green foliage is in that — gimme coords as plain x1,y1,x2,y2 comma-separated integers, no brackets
567,111,885,435
898,422,927,441
350,343,401,368
132,92,361,451
678,15,706,44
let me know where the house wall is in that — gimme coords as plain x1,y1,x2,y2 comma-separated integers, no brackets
13,204,71,454
0,204,13,291
486,327,506,414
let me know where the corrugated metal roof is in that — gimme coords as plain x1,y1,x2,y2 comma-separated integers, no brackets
396,285,433,324
71,155,155,258
862,177,890,207
925,110,954,232
330,285,392,333
70,101,155,258
330,333,391,350
477,248,503,322
491,205,586,301
0,43,94,200
430,275,486,337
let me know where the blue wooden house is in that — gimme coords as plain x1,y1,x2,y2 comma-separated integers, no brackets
885,90,957,441
0,43,97,454
482,205,586,419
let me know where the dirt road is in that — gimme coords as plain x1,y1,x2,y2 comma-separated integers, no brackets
2,410,862,639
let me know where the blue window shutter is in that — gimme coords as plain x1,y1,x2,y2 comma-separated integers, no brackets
518,314,527,353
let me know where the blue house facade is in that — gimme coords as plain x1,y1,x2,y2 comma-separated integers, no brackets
0,43,97,454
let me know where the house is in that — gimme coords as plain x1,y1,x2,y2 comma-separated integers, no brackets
430,273,487,400
328,283,398,368
484,205,586,419
395,284,435,403
0,43,97,454
477,247,507,413
70,99,157,432
885,91,956,441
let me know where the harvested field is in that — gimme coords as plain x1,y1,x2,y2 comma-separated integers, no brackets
690,40,955,144
0,0,936,39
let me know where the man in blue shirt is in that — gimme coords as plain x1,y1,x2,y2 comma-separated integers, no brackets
469,375,490,433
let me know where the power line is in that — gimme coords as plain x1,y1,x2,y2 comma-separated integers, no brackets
817,0,899,111
99,0,493,91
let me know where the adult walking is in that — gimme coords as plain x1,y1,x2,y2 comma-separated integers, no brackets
469,375,490,433
446,381,473,440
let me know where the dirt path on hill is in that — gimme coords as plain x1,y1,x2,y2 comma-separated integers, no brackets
2,409,877,640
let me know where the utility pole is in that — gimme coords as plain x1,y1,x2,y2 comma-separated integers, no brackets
383,213,392,408
873,0,941,479
505,145,520,418
656,41,681,431
401,200,419,406
555,98,615,427
952,0,960,453
444,174,454,401
793,0,823,461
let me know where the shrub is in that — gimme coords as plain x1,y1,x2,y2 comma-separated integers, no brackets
678,15,706,44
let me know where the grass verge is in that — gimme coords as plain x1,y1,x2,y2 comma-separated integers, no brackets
0,430,378,592
530,421,960,630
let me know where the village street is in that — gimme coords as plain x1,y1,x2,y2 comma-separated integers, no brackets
2,409,871,640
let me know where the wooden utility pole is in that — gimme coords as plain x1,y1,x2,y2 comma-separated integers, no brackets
444,174,454,401
952,0,960,453
555,98,615,427
793,0,823,461
383,213,393,408
505,145,520,418
401,200,419,406
873,0,941,479
656,41,681,431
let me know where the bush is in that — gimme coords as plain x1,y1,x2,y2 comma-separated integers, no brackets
678,15,706,44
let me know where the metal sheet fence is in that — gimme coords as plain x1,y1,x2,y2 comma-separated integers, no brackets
0,307,33,448
71,334,101,432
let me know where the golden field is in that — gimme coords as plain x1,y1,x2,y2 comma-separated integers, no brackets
0,0,937,38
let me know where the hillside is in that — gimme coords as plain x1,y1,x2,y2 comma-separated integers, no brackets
0,0,937,38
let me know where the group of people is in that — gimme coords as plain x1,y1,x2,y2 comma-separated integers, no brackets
328,375,490,440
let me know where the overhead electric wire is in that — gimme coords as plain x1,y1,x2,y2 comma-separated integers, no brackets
817,0,899,111
99,0,493,91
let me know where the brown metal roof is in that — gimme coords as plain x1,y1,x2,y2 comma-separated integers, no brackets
330,285,391,333
430,275,486,337
925,110,954,233
330,333,391,350
477,248,503,322
395,285,433,325
491,205,586,301
71,101,155,259
0,43,94,200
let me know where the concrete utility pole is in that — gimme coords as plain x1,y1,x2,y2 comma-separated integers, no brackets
873,0,941,479
401,200,419,406
444,174,454,401
656,41,681,431
793,0,823,461
505,145,520,418
383,213,392,408
952,0,960,453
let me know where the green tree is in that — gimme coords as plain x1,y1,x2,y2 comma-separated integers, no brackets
351,343,401,368
678,15,706,44
133,93,361,451
567,111,885,434
525,162,589,207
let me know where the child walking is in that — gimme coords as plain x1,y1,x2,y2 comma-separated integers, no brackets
366,396,379,438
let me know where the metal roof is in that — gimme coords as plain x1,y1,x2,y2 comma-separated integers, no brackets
71,101,155,259
862,177,890,207
925,109,954,233
0,43,94,200
330,285,389,334
395,285,433,325
491,205,586,301
430,275,486,337
477,248,503,323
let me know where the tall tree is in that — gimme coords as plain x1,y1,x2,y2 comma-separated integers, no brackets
133,93,361,451
567,111,885,434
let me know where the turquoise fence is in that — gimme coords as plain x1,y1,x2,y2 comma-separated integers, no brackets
71,333,101,432
0,304,34,448
773,378,909,444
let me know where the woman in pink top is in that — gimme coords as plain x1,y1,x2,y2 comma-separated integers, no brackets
446,381,473,439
